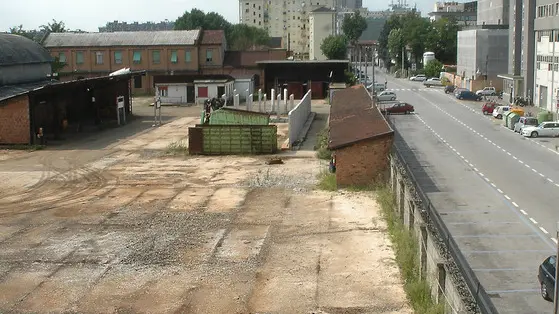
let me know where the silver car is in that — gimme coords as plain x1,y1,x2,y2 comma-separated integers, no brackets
521,122,559,138
514,116,539,133
375,91,397,102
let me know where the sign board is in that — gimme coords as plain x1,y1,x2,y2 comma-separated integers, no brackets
117,96,125,109
411,63,417,71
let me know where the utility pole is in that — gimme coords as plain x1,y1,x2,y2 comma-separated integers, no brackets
364,46,368,86
554,221,559,314
372,46,376,91
359,44,363,79
402,46,405,78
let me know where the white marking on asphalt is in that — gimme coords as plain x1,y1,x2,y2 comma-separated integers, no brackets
473,167,478,172
548,178,554,183
491,183,496,187
511,201,519,207
497,189,503,193
504,195,511,200
530,218,538,224
520,209,528,215
553,238,558,244
540,227,549,234
540,173,545,177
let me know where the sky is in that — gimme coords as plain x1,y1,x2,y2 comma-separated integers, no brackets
1,0,429,33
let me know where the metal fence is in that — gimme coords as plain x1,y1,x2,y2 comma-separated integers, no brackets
387,114,498,314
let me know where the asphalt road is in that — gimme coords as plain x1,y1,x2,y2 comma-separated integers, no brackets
373,71,558,313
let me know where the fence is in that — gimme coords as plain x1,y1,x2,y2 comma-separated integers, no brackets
287,90,312,147
188,124,277,155
387,115,498,314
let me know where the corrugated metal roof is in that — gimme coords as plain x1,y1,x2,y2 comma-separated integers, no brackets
43,30,201,48
201,30,225,45
328,85,393,150
0,34,53,66
0,80,54,103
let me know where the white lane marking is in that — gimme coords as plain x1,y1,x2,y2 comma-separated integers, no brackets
553,238,558,244
530,217,538,224
490,183,497,187
540,227,549,234
497,189,503,193
504,195,511,200
473,167,479,172
548,178,554,183
511,201,519,207
520,209,528,215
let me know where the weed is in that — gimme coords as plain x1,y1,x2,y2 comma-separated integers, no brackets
317,170,336,191
376,185,445,314
0,144,45,151
315,127,331,160
165,140,189,156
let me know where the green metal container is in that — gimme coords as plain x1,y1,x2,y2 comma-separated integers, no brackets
537,111,553,123
208,108,270,125
508,113,520,130
503,111,513,127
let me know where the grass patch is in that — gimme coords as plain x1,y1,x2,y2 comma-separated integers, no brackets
314,127,331,160
0,144,45,151
165,140,189,156
376,185,445,314
317,170,337,191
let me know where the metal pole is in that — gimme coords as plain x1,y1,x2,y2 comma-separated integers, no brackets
402,46,405,78
372,47,376,91
364,47,368,86
554,220,559,314
359,45,363,79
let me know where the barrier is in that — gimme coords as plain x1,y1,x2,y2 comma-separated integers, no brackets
287,90,312,147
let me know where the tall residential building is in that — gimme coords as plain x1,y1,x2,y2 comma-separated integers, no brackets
309,7,336,60
239,0,336,58
477,0,510,24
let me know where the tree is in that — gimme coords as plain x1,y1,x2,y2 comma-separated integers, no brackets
9,25,36,40
423,59,444,78
387,28,405,68
401,14,431,65
320,35,348,60
378,15,402,70
40,19,66,33
342,11,368,44
426,18,461,64
227,24,270,50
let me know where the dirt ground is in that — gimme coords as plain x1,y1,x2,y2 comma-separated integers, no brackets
0,97,411,314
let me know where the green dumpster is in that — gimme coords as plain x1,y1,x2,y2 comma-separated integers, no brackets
537,111,553,123
503,111,513,127
508,113,520,130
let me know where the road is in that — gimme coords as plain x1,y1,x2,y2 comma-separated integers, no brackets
373,70,559,313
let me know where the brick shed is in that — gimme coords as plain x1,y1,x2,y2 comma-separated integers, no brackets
327,85,394,187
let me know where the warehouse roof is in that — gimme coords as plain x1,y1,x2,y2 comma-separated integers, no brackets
0,34,53,66
43,30,201,47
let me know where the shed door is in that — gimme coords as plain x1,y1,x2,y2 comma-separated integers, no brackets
217,86,225,98
198,86,208,98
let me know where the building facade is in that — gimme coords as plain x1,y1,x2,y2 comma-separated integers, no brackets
239,0,336,59
309,7,336,60
428,1,477,26
457,27,509,90
533,0,559,111
43,30,228,94
477,0,510,24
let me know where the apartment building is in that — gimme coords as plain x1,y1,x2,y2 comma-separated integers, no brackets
428,1,477,25
239,0,336,59
477,0,510,24
309,7,336,60
43,30,226,95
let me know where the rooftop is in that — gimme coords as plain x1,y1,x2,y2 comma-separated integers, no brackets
43,30,201,48
0,34,53,66
256,60,349,64
200,30,225,45
312,7,336,13
328,85,393,150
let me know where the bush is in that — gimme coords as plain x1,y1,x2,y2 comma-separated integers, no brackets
376,186,445,314
166,140,189,156
317,170,336,191
315,127,331,160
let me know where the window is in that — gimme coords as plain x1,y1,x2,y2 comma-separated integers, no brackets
206,49,213,62
95,52,103,65
76,51,84,64
549,63,553,71
133,51,142,64
114,51,122,64
152,50,161,64
171,50,178,63
185,50,192,62
58,52,66,63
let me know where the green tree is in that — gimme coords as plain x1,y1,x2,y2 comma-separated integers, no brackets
387,28,405,68
423,59,444,78
9,25,35,40
40,19,67,33
378,15,402,70
228,24,270,50
401,14,431,65
320,35,348,60
342,11,368,44
426,18,461,64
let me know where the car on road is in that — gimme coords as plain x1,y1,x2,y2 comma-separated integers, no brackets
453,88,468,97
513,116,539,133
521,121,559,138
445,85,456,94
381,102,414,114
476,87,497,96
423,78,444,87
538,255,556,301
482,102,498,115
456,90,482,101
492,105,510,119
409,74,427,82
367,82,386,93
375,91,397,102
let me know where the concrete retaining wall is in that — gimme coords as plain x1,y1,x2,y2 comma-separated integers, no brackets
389,154,473,314
287,90,312,147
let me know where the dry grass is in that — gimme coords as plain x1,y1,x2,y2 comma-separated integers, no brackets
165,140,189,156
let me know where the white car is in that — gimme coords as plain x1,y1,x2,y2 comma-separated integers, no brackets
409,74,426,81
423,78,444,87
492,105,510,119
375,91,397,101
522,121,559,138
476,87,497,96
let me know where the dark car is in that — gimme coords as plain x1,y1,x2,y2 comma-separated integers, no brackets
445,85,456,94
456,90,482,101
381,102,414,114
538,255,556,301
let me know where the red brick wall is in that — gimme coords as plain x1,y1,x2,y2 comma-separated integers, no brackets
0,96,30,144
335,135,394,186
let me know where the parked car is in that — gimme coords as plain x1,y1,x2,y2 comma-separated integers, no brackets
476,86,497,96
423,78,444,87
375,91,397,102
367,82,386,92
381,102,415,114
492,105,510,119
482,102,498,115
445,85,456,94
409,74,427,82
538,255,556,301
456,90,482,101
514,116,539,133
454,88,468,97
522,121,559,138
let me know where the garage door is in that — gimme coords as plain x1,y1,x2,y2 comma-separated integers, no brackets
198,86,208,98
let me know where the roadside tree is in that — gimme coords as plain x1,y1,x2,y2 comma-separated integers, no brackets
320,35,348,60
423,59,444,78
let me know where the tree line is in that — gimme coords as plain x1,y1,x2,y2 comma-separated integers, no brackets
320,11,368,60
378,12,460,71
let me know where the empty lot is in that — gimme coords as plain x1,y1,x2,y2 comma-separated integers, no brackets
0,101,411,313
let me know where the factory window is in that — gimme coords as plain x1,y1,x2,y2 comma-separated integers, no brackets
114,51,122,64
58,52,66,63
537,62,541,70
76,51,84,64
133,51,142,64
170,50,178,63
152,50,161,64
95,51,103,65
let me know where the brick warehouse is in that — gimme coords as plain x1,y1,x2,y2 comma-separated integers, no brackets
0,33,145,145
328,85,394,187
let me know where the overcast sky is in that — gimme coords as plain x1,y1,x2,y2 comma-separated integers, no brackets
1,0,428,32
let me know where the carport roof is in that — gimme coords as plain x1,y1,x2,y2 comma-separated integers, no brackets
0,80,55,103
328,85,393,150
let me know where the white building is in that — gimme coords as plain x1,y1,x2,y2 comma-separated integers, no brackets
239,0,336,59
534,31,559,111
310,7,337,60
